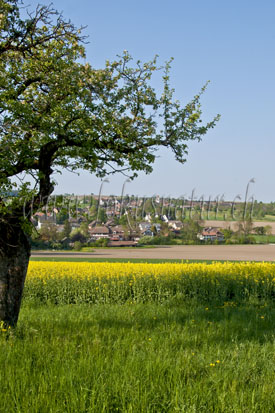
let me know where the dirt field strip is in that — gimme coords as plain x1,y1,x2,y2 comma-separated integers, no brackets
31,245,275,261
204,220,275,234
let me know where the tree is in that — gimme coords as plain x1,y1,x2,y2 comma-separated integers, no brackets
61,219,72,238
180,219,204,242
253,225,272,236
70,230,86,244
221,227,233,241
159,222,169,237
97,208,107,224
254,226,266,236
38,223,59,243
233,218,255,244
0,0,219,326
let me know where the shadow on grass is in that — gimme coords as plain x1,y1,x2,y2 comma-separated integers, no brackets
19,300,275,347
97,302,275,344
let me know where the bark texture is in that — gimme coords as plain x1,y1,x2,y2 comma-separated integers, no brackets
0,218,31,326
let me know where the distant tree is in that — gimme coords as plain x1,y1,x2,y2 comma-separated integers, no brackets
254,226,266,235
89,205,97,221
119,215,128,226
97,208,107,224
70,230,86,244
94,238,108,247
61,220,72,238
236,218,253,237
56,209,69,225
123,223,136,240
39,224,59,243
159,222,169,237
264,225,272,236
221,227,233,240
254,225,272,236
151,225,158,236
181,219,203,242
73,241,82,251
79,221,89,237
138,235,154,245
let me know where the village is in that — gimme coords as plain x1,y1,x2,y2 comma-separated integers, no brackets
29,194,275,249
31,194,229,248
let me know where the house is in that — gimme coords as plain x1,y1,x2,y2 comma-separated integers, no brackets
198,227,225,242
36,213,56,229
68,217,83,229
153,223,161,233
105,219,115,227
139,222,151,232
88,226,111,240
88,220,97,229
141,228,154,237
139,222,160,237
110,225,125,241
168,220,183,230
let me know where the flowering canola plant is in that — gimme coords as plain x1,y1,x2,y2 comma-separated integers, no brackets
24,261,275,305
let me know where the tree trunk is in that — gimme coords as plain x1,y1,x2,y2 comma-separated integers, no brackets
0,219,31,327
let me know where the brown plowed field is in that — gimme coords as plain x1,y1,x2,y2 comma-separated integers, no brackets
32,245,275,261
204,220,275,233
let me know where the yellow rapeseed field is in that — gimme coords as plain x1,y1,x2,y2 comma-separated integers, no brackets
24,261,275,304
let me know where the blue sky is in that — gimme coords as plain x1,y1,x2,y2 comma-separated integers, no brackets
25,0,275,202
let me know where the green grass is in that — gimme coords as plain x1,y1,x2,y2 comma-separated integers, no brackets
253,234,275,243
30,256,272,264
30,256,218,263
257,215,275,222
1,301,275,412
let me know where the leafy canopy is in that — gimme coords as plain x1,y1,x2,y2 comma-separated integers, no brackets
0,0,220,214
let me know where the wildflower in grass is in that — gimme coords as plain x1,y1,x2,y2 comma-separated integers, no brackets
216,360,220,363
0,321,9,333
260,316,265,319
209,363,215,367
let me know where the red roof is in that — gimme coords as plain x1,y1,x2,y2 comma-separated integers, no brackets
201,227,223,236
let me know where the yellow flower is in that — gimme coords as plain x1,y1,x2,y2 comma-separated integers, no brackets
25,261,275,306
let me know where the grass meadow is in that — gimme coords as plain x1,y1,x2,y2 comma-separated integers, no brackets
1,261,275,412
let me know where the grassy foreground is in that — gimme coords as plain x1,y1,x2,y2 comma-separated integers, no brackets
1,301,275,412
